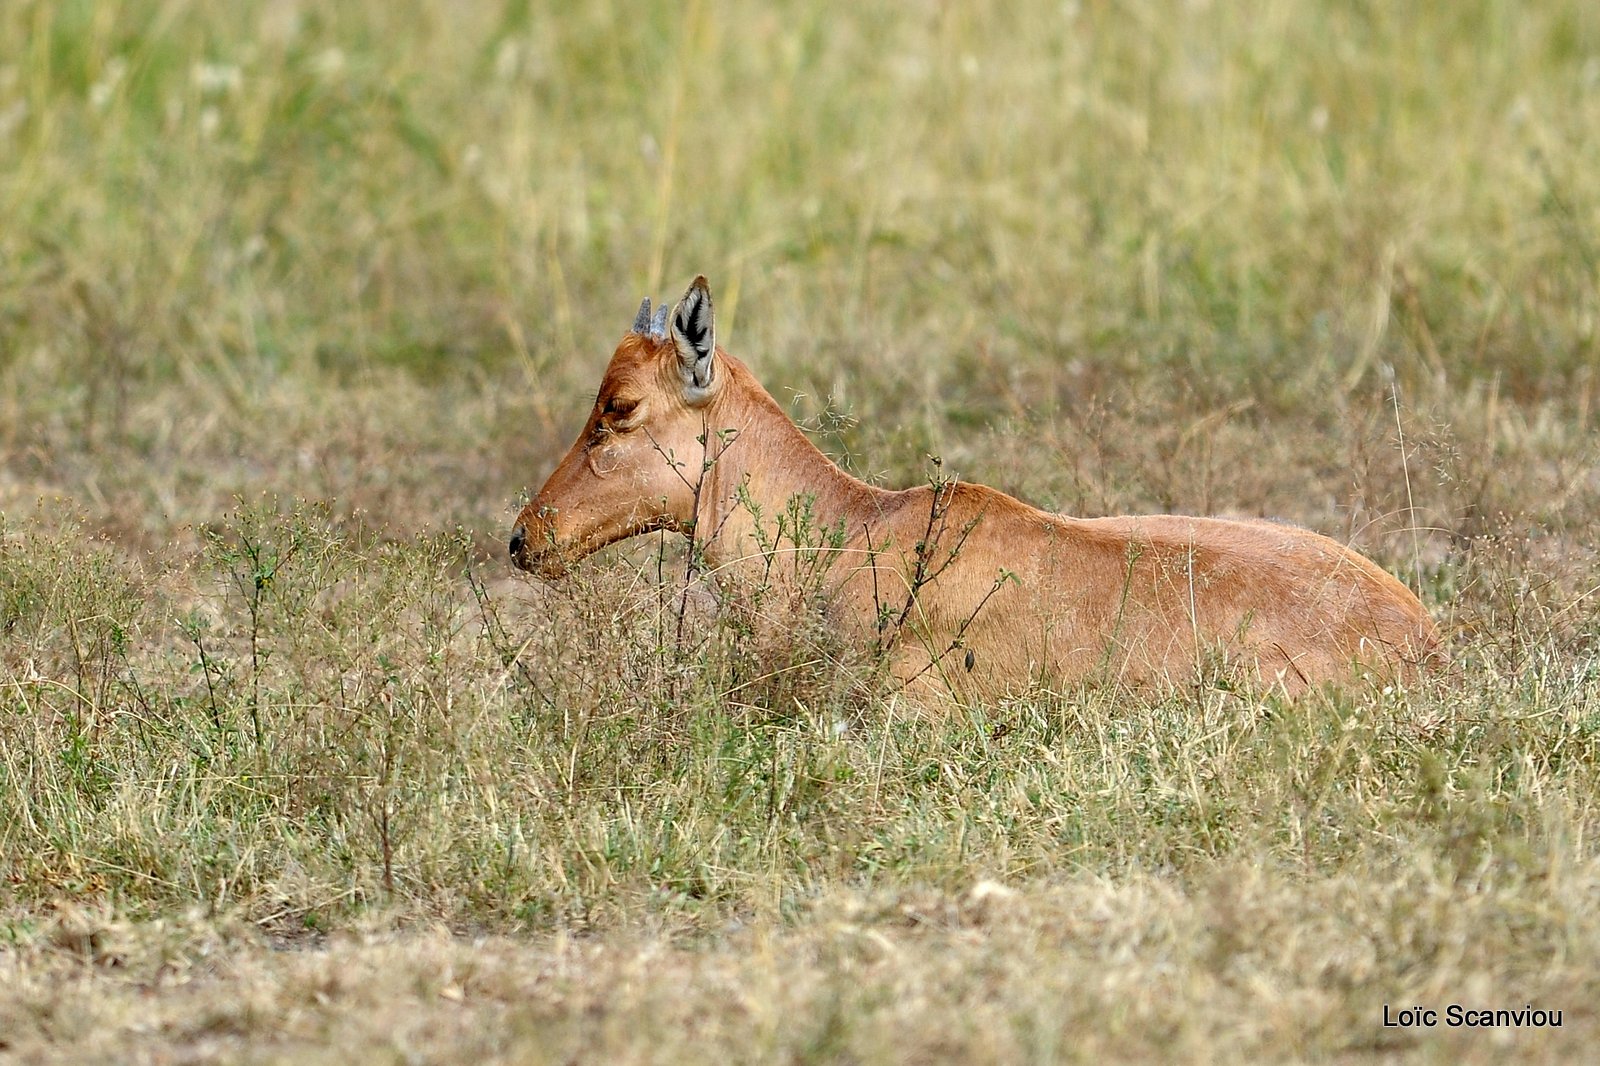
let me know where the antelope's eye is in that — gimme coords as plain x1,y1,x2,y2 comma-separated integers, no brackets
602,397,640,422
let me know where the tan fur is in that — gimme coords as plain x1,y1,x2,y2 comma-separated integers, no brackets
512,282,1440,698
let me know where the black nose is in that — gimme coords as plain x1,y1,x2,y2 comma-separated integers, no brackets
508,525,526,560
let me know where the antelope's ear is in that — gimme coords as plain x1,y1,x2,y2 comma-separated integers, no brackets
671,275,717,401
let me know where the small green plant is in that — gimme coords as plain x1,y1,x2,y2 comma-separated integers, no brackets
202,505,307,749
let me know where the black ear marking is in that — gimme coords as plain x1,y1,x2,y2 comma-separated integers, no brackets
676,292,712,356
672,277,717,394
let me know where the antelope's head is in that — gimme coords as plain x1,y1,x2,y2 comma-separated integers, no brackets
509,275,722,577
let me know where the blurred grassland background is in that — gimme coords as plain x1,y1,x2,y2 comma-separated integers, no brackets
3,0,1600,1062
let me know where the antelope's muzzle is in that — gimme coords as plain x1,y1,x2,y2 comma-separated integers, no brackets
508,509,572,578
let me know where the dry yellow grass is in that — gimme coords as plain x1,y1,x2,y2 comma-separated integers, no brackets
7,869,1598,1064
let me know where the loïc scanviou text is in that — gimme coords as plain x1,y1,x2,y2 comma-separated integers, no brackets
1383,1005,1562,1028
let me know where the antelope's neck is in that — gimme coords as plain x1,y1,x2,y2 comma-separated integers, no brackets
692,380,890,582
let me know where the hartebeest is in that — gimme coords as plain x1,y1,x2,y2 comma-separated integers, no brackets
510,276,1440,697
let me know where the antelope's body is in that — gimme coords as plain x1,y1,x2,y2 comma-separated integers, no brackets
511,278,1440,697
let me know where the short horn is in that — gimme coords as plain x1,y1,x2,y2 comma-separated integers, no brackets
631,297,652,333
650,304,668,339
